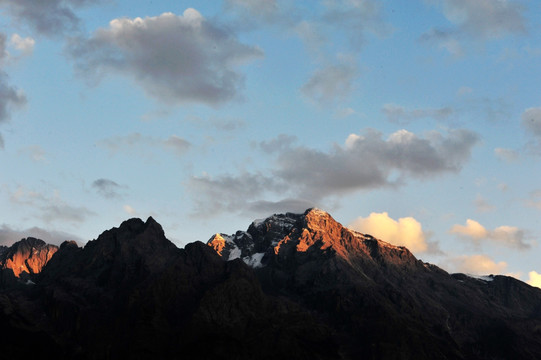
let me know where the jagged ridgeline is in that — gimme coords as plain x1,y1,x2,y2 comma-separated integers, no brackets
0,209,540,359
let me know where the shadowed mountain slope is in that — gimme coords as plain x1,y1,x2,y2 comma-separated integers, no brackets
0,209,539,359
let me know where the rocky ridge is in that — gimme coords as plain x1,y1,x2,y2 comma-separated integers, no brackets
0,209,539,359
0,237,58,278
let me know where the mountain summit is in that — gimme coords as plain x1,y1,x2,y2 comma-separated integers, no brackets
208,208,418,269
0,209,540,359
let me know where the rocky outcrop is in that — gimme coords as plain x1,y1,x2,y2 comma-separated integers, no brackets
0,237,58,278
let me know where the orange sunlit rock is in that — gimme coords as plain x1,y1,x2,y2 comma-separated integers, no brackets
207,234,226,256
1,238,58,278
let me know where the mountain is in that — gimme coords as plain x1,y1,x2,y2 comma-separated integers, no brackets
0,237,58,282
208,208,541,359
0,209,540,359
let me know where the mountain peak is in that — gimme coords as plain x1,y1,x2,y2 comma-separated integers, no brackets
0,237,58,278
207,208,419,270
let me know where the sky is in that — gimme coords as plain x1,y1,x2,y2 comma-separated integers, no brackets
0,0,540,288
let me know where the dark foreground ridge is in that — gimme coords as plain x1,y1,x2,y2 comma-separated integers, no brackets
0,209,540,359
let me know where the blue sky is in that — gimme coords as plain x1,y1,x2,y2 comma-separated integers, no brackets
1,0,540,287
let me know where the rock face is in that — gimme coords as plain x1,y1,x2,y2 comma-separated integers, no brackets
0,209,540,359
0,237,58,278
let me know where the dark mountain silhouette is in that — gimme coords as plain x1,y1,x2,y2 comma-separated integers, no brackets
0,209,540,359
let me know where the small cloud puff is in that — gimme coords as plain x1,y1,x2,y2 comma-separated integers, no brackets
527,271,541,289
10,34,35,56
450,219,529,249
349,212,428,253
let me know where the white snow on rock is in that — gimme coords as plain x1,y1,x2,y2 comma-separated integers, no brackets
228,245,242,261
466,274,494,282
243,252,265,268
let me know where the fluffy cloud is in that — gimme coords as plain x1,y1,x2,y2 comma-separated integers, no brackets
99,133,191,157
68,9,263,105
527,271,541,289
277,128,478,199
10,34,35,56
449,254,508,275
0,224,82,246
349,212,428,253
450,219,529,249
382,104,454,124
190,128,478,216
0,0,98,36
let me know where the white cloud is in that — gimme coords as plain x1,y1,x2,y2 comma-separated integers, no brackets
527,271,541,289
450,219,529,249
349,212,428,253
10,34,35,56
449,254,508,275
68,9,263,105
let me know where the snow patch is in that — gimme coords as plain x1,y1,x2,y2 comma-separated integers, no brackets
243,252,265,268
466,274,494,282
228,245,242,261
